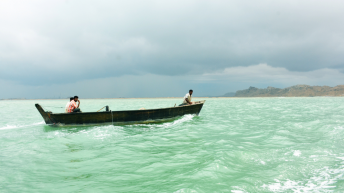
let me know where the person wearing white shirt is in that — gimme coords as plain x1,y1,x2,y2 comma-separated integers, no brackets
65,97,73,113
182,90,194,105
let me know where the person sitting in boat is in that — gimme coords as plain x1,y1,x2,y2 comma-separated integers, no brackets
181,90,194,106
67,96,81,113
65,97,74,113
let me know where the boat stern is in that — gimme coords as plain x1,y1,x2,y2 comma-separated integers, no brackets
35,104,55,124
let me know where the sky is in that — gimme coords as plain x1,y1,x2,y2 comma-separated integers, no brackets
1,0,344,99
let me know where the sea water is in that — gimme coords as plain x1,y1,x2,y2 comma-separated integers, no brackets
1,98,344,192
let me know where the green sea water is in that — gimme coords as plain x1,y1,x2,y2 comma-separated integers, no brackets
1,98,344,192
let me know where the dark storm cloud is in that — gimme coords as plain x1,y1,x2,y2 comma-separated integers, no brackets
1,0,344,86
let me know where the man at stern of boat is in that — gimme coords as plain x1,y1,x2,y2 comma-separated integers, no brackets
65,97,74,113
67,96,81,113
181,90,194,105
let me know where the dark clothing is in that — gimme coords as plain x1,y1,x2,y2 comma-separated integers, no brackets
73,108,81,113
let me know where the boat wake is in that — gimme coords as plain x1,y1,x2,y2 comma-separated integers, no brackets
130,114,196,129
157,114,196,128
261,158,344,192
0,121,45,130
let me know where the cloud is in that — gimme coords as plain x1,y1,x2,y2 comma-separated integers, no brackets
1,0,344,97
2,63,343,99
0,70,233,98
197,63,344,87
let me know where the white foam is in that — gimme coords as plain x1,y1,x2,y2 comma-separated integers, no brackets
32,121,45,125
293,150,301,157
0,121,45,130
231,186,248,193
261,163,343,192
158,114,195,128
0,125,18,130
174,188,198,193
134,114,196,130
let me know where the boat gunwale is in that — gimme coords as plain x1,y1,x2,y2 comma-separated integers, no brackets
48,100,206,115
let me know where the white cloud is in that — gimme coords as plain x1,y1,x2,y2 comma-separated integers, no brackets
1,0,344,97
197,63,344,86
1,64,343,99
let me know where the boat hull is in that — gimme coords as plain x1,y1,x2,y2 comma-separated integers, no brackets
35,101,205,126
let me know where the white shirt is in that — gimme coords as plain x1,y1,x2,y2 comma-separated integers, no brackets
65,101,71,113
182,93,192,104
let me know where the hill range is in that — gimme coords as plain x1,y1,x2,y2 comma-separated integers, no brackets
223,85,344,97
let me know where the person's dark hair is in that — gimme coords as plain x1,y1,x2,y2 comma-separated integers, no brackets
74,96,79,99
70,97,73,101
189,89,193,92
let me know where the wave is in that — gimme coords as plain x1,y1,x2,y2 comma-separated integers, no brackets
157,114,195,128
261,163,343,192
131,114,196,129
0,121,45,130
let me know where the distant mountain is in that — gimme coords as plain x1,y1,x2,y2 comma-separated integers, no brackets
228,85,344,97
221,92,236,97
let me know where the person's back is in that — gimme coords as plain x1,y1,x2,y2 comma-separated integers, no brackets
65,97,73,113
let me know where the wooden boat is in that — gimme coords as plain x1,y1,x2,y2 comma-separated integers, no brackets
35,100,205,126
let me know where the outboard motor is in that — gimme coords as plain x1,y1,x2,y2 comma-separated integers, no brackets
106,106,110,112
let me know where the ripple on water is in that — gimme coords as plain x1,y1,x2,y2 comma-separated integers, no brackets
1,98,344,192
